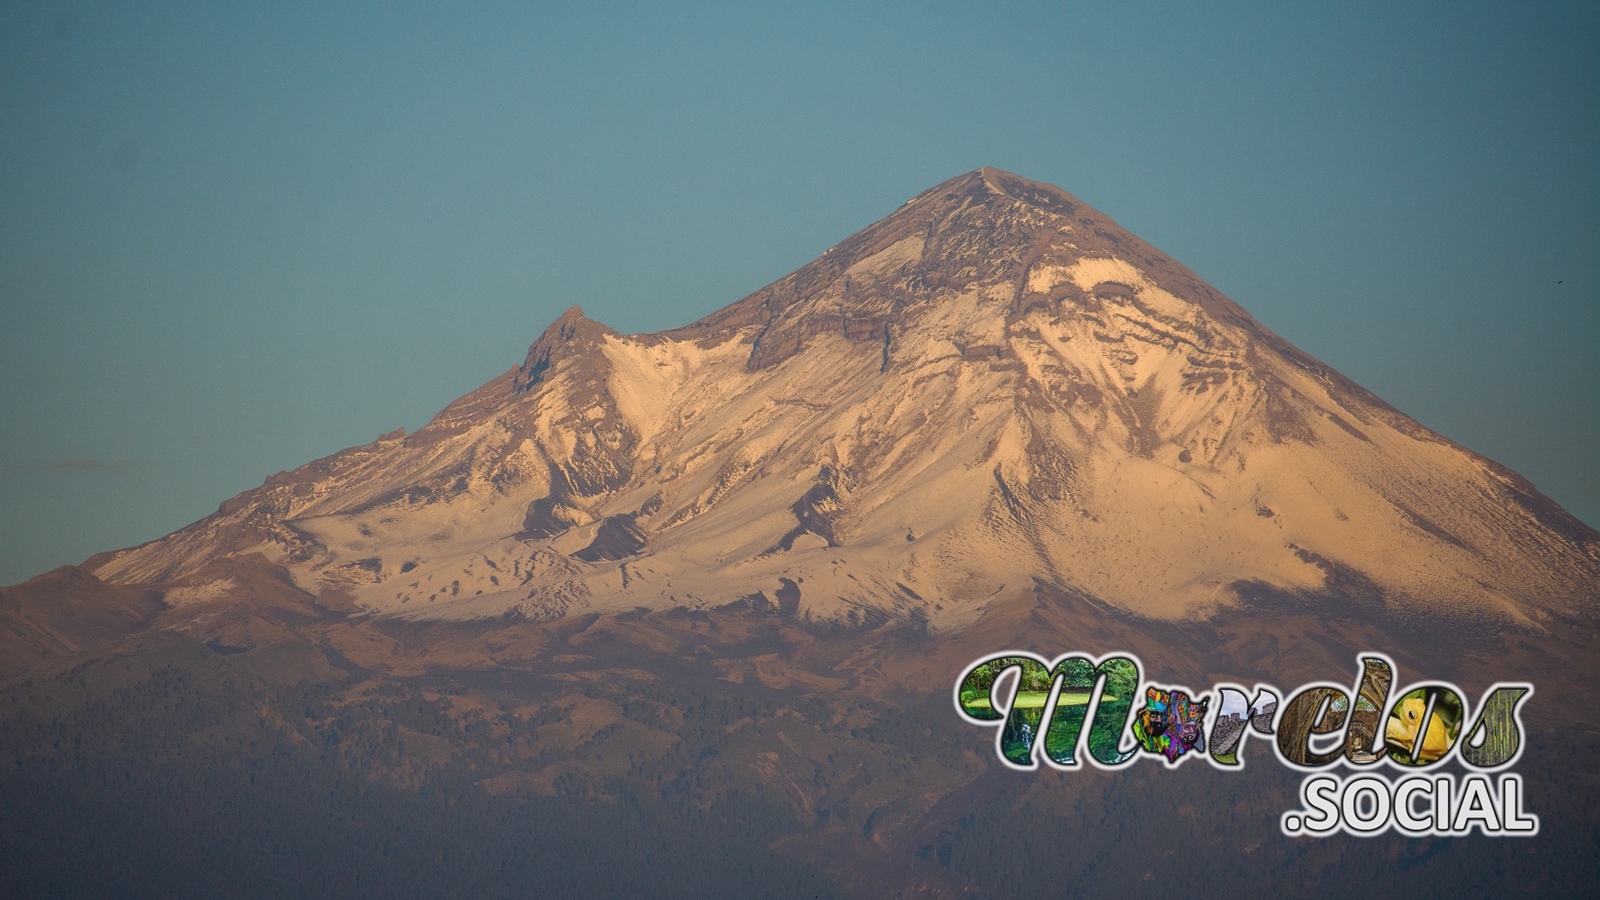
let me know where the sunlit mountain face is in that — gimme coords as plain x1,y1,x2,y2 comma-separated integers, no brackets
3,170,1596,898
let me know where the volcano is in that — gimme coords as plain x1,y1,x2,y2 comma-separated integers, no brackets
3,169,1596,898
78,167,1597,631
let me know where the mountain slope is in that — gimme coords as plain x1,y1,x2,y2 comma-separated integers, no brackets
82,168,1598,633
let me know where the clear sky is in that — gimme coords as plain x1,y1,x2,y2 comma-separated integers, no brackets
1,1,1595,586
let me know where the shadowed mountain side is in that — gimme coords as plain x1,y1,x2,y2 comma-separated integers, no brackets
0,567,164,678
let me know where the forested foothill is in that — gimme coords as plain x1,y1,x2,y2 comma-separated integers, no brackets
2,608,1597,898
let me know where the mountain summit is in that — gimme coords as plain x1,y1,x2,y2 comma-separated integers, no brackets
83,169,1598,632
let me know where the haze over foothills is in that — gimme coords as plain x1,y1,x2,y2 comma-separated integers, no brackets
1,1,1596,588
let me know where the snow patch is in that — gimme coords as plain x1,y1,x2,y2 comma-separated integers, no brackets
1062,257,1193,319
163,578,239,606
846,235,925,278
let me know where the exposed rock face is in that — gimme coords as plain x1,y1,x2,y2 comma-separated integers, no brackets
81,168,1597,630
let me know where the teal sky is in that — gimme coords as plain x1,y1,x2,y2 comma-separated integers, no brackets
2,1,1596,586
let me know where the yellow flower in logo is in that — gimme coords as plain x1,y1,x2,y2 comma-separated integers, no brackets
1385,696,1450,762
